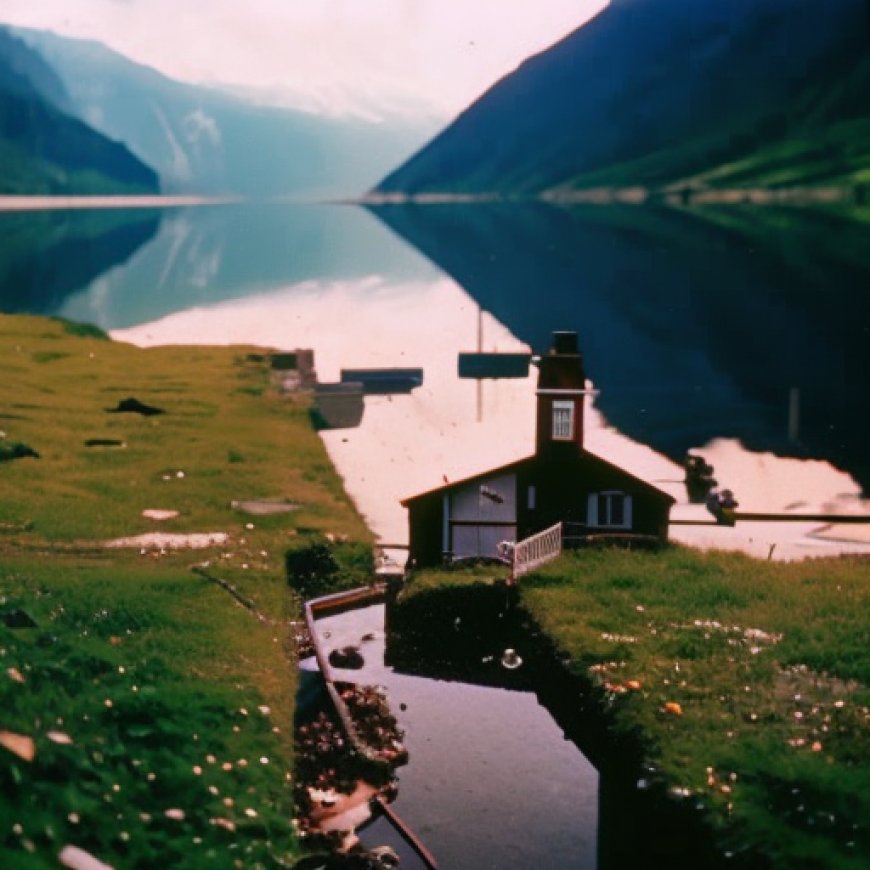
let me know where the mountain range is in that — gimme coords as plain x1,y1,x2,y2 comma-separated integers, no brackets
0,27,158,195
0,25,436,199
14,28,436,199
375,0,870,198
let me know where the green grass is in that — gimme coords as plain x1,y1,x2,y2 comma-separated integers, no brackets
0,559,296,868
0,315,368,547
550,116,870,197
680,117,870,191
401,548,870,869
0,314,373,868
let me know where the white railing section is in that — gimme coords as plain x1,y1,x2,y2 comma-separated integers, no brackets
512,522,563,579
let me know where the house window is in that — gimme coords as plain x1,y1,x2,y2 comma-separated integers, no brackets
587,491,632,529
527,485,536,510
552,400,574,440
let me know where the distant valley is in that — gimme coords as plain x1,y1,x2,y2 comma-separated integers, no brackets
1,26,436,199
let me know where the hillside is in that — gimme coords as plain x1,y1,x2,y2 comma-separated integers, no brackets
18,28,436,199
374,0,870,198
0,28,159,195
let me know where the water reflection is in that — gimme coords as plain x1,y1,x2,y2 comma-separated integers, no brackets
0,208,159,314
369,202,870,493
1,200,868,557
313,603,599,869
43,203,440,329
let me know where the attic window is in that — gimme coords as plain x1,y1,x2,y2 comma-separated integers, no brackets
552,400,574,440
587,491,632,529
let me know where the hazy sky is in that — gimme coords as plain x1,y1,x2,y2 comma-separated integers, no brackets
0,0,608,120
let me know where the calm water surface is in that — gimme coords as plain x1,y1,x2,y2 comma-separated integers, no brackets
311,603,598,869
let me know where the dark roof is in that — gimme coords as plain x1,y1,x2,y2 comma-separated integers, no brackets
401,449,675,506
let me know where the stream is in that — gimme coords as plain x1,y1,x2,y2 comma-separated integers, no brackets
304,602,599,869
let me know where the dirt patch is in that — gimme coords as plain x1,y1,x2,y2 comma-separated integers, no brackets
231,498,300,516
103,532,228,549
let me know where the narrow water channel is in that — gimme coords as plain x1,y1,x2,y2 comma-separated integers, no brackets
307,603,599,869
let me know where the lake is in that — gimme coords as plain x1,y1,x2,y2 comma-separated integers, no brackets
1,200,869,558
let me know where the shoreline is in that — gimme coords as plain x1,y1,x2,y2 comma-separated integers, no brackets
0,194,244,212
108,306,870,564
358,184,864,208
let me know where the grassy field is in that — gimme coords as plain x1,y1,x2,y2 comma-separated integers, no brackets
0,314,371,868
401,548,870,869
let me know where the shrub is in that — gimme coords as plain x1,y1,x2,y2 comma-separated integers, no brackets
0,442,39,462
52,317,109,340
285,538,373,600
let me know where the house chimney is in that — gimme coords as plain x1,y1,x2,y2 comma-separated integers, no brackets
552,331,579,355
535,331,587,454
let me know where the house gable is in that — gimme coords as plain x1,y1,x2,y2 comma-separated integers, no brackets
402,332,675,566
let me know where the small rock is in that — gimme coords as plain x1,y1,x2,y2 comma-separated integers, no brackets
141,509,180,521
328,646,365,670
105,397,164,416
1,608,37,629
0,730,36,761
210,818,235,832
58,844,114,870
369,845,401,868
500,648,523,670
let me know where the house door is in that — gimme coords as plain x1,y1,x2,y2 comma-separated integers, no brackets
447,472,517,560
451,523,518,560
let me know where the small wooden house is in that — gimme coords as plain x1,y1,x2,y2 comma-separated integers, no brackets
402,332,674,566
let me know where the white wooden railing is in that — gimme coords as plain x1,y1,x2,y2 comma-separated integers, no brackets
512,522,563,579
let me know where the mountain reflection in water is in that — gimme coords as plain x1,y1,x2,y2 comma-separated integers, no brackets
0,207,160,314
370,202,870,493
